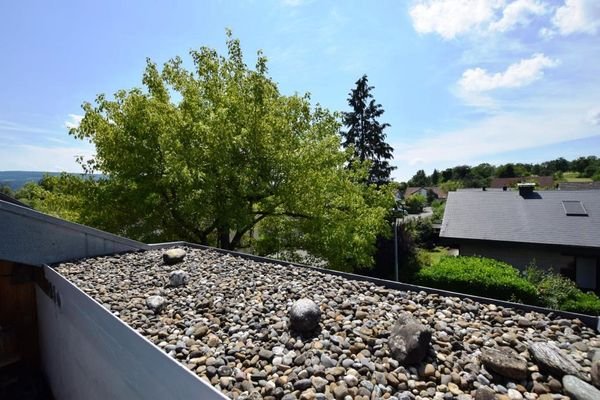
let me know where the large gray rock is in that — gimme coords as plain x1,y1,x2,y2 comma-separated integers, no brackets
529,342,584,379
169,270,189,287
480,346,528,380
289,298,321,333
146,295,166,314
563,375,600,400
163,248,186,265
388,313,432,365
474,387,496,400
591,360,600,388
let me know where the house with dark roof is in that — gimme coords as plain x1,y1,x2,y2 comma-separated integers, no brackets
403,186,447,201
441,184,600,291
490,175,554,189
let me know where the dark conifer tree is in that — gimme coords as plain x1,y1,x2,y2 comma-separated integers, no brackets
431,169,440,185
341,75,395,185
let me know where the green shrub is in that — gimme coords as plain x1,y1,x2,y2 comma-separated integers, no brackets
415,256,538,304
524,262,600,315
431,200,445,223
404,217,435,249
415,249,433,268
562,292,600,315
537,273,580,310
405,193,426,214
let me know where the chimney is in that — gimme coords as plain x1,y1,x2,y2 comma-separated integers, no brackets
518,182,536,197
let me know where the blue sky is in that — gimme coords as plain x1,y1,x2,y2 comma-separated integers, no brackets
1,0,599,181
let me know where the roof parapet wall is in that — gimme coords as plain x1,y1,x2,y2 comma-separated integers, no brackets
0,199,148,266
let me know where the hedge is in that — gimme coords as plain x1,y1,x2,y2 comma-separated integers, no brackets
415,256,539,304
562,292,600,315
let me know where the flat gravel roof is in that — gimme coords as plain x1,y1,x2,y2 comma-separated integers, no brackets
55,247,600,400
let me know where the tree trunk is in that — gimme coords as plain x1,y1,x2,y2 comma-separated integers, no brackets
217,226,231,249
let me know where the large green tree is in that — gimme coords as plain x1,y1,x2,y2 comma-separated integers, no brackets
341,75,395,185
68,34,393,271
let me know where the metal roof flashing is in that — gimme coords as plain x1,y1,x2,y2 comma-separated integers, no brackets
0,199,148,265
38,264,227,400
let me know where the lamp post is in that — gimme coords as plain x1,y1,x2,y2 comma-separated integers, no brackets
394,217,399,282
393,201,404,282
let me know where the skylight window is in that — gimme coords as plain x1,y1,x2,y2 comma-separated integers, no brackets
562,200,588,216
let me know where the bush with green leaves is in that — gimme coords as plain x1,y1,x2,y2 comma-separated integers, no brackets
415,256,538,304
524,263,600,315
404,217,435,249
431,199,445,223
562,292,600,315
404,193,426,214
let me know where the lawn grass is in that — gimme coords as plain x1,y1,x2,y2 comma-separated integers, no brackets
561,172,592,182
418,246,449,267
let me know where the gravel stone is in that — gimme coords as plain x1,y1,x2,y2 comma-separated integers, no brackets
563,375,600,400
480,347,528,380
55,247,600,400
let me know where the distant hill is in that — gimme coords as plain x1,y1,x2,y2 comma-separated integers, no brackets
0,171,90,191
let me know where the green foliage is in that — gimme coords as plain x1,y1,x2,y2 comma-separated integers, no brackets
65,33,393,271
0,184,14,196
395,223,421,281
416,247,448,267
404,156,599,189
15,174,87,221
524,263,600,315
404,217,435,249
431,199,445,223
562,292,600,315
407,169,429,187
537,273,580,310
439,180,463,193
404,193,426,214
415,256,538,304
341,75,395,185
496,163,517,178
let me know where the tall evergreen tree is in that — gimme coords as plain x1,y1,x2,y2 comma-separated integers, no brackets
341,75,395,185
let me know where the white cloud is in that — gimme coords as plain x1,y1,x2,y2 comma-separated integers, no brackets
409,0,502,39
552,0,600,35
489,0,548,32
393,106,600,172
458,53,558,93
64,114,83,130
588,107,600,125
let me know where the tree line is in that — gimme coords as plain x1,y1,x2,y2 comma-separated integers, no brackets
406,156,600,189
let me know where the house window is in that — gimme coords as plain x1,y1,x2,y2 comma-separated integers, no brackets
576,257,597,290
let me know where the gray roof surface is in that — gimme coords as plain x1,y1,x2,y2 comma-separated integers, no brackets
441,190,600,248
